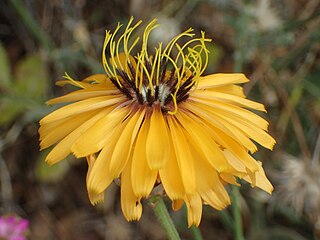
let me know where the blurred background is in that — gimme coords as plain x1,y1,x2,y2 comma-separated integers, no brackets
0,0,319,239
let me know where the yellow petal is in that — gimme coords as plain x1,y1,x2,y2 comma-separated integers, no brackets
222,149,247,173
220,173,240,186
159,135,185,200
197,73,249,89
184,101,258,152
121,158,142,221
167,117,196,195
82,74,110,84
207,85,245,97
71,106,129,157
86,154,105,204
131,113,157,198
47,89,120,105
146,105,170,169
39,118,64,140
192,90,266,112
109,108,145,178
45,109,109,165
190,96,268,130
197,177,230,210
189,98,275,150
86,127,123,195
211,108,275,150
180,105,259,173
39,110,98,150
41,96,125,124
243,161,273,194
176,111,230,172
190,145,231,210
172,199,184,211
185,194,202,227
55,74,113,89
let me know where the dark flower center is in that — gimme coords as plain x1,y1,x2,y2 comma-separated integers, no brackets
110,60,195,113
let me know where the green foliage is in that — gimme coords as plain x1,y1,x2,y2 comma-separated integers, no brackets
14,54,48,97
36,149,70,183
0,44,49,126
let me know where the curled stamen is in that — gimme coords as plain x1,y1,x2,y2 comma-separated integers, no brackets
101,17,210,114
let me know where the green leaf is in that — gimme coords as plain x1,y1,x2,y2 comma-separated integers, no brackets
0,43,12,89
14,54,48,98
0,96,25,126
36,148,70,183
0,53,49,126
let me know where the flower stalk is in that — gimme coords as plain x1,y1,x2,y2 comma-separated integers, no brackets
231,186,244,240
190,225,204,240
230,4,250,238
149,196,181,240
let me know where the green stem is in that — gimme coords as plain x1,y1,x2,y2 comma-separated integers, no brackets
190,225,204,240
219,210,234,233
231,186,244,240
149,196,181,240
231,6,246,240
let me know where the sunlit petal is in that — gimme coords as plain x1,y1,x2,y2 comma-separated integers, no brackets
131,116,158,198
146,105,170,169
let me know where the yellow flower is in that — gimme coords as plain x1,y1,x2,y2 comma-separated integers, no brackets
39,17,275,227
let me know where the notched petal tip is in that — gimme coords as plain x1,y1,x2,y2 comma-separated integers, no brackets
268,136,277,151
259,133,276,151
122,200,143,222
185,194,202,228
39,141,46,151
87,189,105,205
86,173,113,199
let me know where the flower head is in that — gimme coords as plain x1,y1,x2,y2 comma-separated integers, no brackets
0,215,29,240
39,17,275,226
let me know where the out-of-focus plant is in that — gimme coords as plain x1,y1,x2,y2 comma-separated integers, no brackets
0,43,49,126
0,42,70,186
